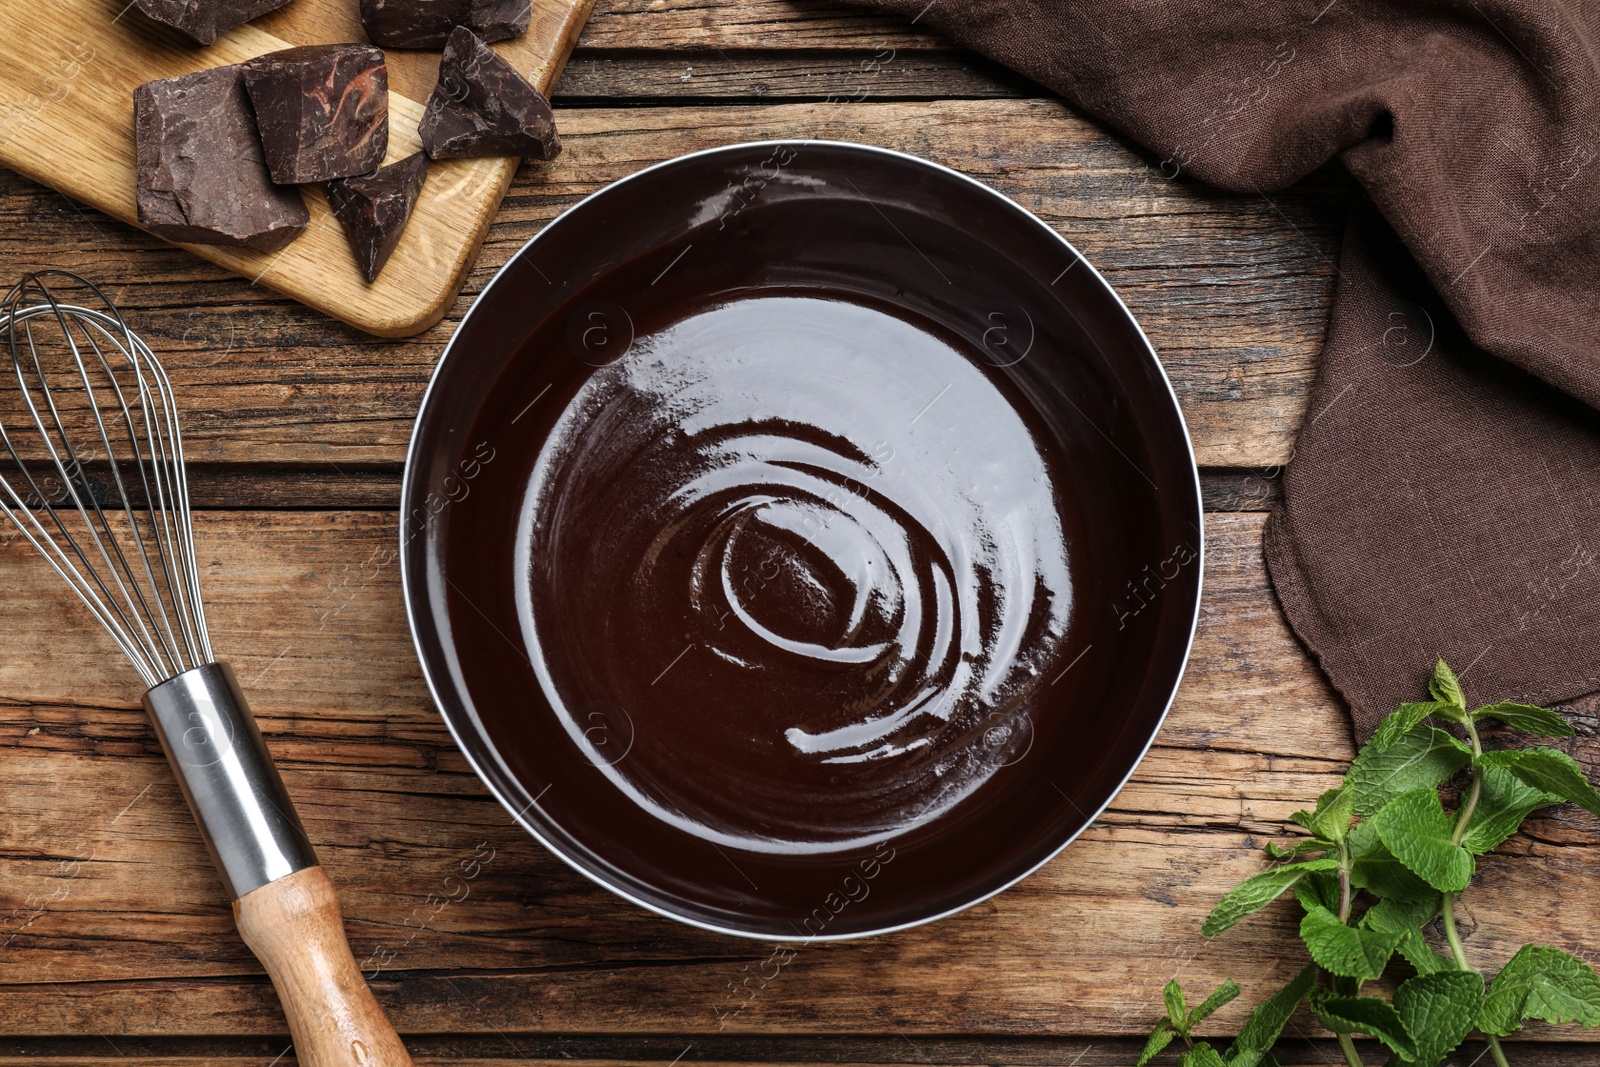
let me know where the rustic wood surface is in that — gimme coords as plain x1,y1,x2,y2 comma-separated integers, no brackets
1,1,1595,1065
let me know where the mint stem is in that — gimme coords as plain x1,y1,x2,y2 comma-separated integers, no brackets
1330,838,1368,1067
1442,714,1511,1067
1440,893,1469,965
1451,734,1484,849
1337,838,1353,923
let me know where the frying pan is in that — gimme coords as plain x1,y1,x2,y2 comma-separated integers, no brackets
400,141,1202,939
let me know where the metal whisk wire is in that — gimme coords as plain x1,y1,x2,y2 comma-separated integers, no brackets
0,271,212,688
0,273,412,1065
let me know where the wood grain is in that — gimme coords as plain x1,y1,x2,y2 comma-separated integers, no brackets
0,99,1349,470
11,1050,1595,1067
576,0,943,51
0,510,1594,1042
554,49,1040,101
0,0,594,336
4,1035,1599,1066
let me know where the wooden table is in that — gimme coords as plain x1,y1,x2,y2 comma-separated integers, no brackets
2,3,1597,1065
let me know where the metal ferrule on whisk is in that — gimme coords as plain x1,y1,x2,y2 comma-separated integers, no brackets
143,662,317,899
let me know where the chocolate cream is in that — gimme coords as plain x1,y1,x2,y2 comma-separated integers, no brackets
517,292,1074,855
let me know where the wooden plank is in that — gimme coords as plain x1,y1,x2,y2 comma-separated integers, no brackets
0,0,594,337
1,510,1595,1039
2,1049,1593,1067
554,49,1039,101
172,464,405,509
0,1037,1593,1066
576,0,943,51
0,99,1348,470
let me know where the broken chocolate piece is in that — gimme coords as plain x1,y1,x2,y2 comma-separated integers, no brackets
134,66,309,253
241,45,390,184
418,27,560,161
360,0,531,49
133,0,294,46
326,152,429,282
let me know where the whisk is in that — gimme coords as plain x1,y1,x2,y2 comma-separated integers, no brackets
0,271,413,1067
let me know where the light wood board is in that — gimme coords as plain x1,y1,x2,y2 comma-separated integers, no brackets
0,0,595,336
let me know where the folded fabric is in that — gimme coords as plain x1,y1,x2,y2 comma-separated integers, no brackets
853,0,1600,735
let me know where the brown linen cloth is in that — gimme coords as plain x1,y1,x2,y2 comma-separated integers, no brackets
854,0,1600,736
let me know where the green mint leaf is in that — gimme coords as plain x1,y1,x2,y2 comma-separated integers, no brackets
1163,979,1188,1035
1479,944,1600,1036
1225,965,1318,1067
1300,903,1403,980
1359,896,1439,934
1470,702,1576,737
1309,991,1416,1058
1293,868,1341,915
1371,702,1456,751
1478,747,1600,818
1347,819,1441,904
1429,657,1466,709
1288,809,1314,831
1394,928,1453,978
1309,786,1357,842
1201,858,1339,937
1370,788,1475,892
1393,970,1484,1066
1460,763,1563,855
1265,837,1331,860
1346,725,1471,816
1187,979,1241,1027
1178,1042,1227,1067
1360,899,1450,977
1135,1020,1174,1067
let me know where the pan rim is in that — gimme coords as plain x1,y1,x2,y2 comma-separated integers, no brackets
399,138,1205,941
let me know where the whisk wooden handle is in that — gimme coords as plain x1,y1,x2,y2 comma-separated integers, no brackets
234,866,415,1067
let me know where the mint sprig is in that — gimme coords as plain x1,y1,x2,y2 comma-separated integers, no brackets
1141,658,1600,1067
1137,977,1242,1067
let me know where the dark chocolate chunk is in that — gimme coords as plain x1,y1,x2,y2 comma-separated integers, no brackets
360,0,530,49
134,66,309,253
241,45,390,184
461,0,530,43
133,0,294,46
326,152,429,282
418,27,560,161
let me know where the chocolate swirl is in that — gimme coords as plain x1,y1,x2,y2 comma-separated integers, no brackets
516,294,1073,855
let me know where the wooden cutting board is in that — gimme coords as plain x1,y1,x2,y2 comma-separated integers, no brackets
0,0,594,337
